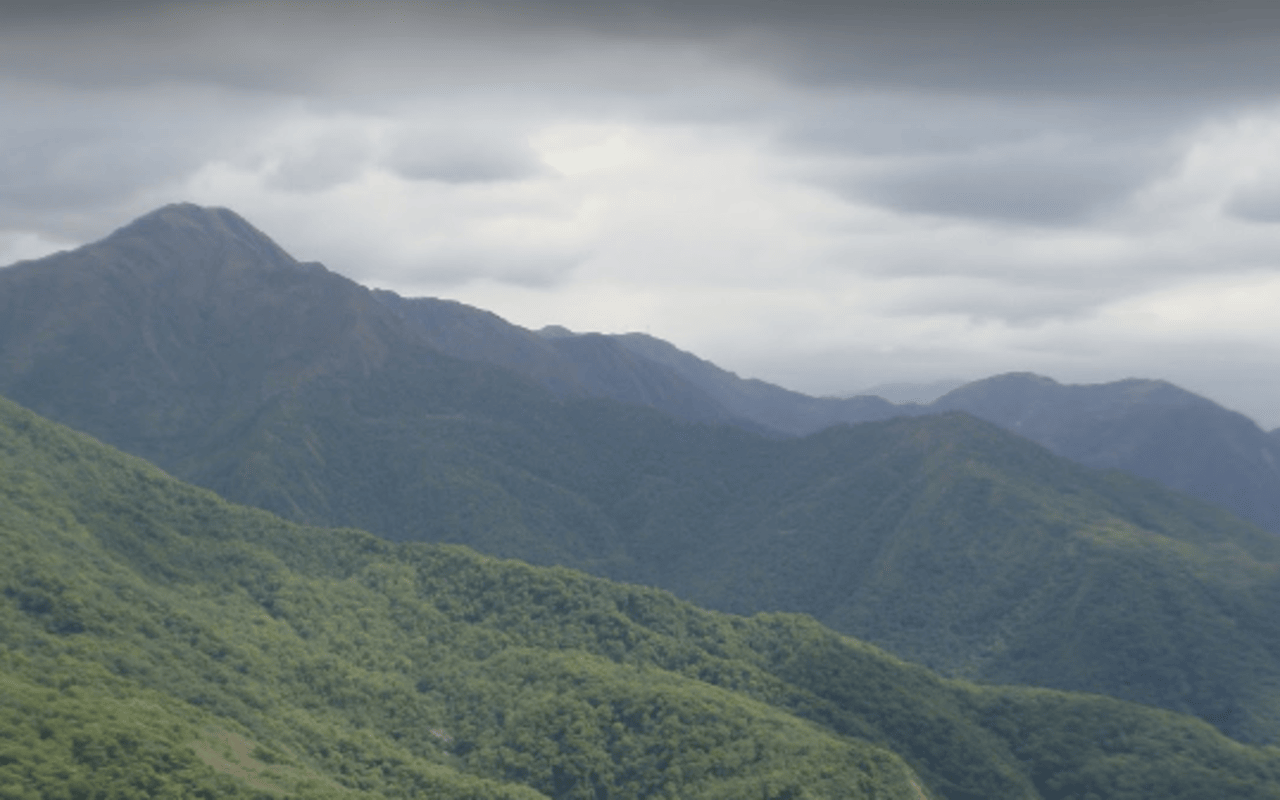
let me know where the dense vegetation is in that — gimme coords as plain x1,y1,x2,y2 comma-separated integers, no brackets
5,395,1280,799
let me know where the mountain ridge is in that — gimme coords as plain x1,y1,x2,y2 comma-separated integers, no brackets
365,241,1280,536
929,371,1280,534
372,290,751,428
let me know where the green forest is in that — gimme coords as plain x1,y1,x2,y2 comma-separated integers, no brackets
5,394,1280,799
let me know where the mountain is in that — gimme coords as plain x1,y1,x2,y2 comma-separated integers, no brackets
560,331,1280,537
367,288,901,436
6,392,1280,800
605,331,904,435
386,298,1280,539
0,203,407,463
8,204,1280,745
590,335,1280,537
372,291,748,428
930,372,1280,534
105,214,1272,539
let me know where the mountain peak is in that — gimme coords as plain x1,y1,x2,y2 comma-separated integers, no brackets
940,371,1205,410
101,202,302,275
112,202,260,239
537,324,576,338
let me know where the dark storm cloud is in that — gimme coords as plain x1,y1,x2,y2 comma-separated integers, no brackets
1,0,168,22
8,0,1274,214
9,1,1280,97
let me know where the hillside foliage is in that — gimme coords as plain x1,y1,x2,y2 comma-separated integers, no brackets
5,396,1280,799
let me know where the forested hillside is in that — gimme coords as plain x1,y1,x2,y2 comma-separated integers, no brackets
5,394,1280,799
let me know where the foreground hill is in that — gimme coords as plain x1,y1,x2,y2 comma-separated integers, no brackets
8,205,1280,745
5,394,1280,800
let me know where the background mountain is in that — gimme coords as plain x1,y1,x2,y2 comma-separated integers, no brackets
6,204,1280,745
602,331,906,435
371,291,749,429
5,392,1280,800
73,208,1267,538
374,282,1280,537
928,372,1280,535
543,337,1280,538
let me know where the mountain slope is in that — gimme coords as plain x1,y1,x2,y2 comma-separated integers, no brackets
372,290,747,428
591,336,1280,537
559,405,1280,742
375,289,1280,538
5,393,1280,800
608,331,904,435
931,372,1280,534
600,335,1280,537
8,205,1280,745
0,203,405,462
0,204,643,569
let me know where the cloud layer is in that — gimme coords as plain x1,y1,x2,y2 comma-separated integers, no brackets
4,1,1280,425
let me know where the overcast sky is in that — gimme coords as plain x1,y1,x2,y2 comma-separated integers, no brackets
5,1,1280,426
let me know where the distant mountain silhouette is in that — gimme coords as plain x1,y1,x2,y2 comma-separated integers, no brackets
585,335,1280,535
929,373,1280,534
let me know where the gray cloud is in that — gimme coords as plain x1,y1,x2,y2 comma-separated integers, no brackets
883,279,1108,325
0,80,274,238
838,142,1173,225
385,128,543,185
263,128,375,194
0,107,212,236
1227,178,1280,223
7,1,1280,98
5,0,1260,231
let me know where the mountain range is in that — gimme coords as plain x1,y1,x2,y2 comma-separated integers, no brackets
5,203,1280,748
371,250,1280,537
5,391,1280,799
